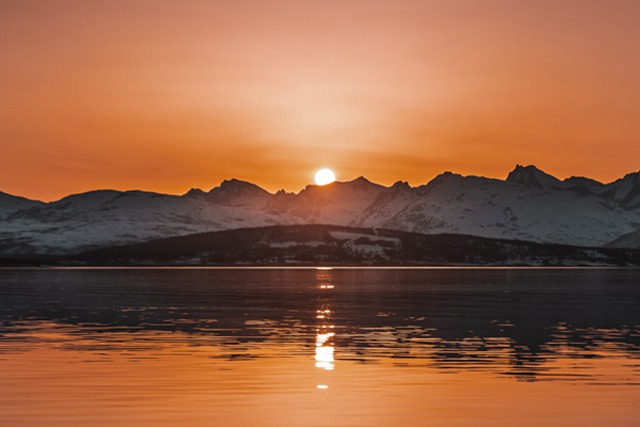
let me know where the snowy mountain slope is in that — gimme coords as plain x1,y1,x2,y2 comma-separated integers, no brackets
605,230,640,249
0,188,293,255
280,177,386,225
0,191,43,218
601,171,640,210
381,169,640,247
1,165,640,254
351,181,420,228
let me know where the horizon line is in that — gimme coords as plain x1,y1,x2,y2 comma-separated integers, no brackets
4,163,639,204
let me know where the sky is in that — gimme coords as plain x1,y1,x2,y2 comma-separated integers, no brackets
1,0,639,201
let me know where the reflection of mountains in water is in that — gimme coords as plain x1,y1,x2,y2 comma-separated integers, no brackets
1,268,639,382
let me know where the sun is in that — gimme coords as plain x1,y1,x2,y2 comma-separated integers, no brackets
314,168,336,186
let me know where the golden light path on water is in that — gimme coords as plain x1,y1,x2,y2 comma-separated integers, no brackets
315,269,336,389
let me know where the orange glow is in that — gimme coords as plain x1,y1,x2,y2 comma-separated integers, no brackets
1,1,640,201
2,323,639,427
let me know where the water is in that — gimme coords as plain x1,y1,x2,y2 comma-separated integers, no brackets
0,267,639,426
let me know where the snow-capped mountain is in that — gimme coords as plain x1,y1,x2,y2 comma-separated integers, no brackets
0,188,291,254
1,165,640,255
377,166,640,247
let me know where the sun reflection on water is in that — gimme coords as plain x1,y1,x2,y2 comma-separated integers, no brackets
315,333,335,371
315,268,336,388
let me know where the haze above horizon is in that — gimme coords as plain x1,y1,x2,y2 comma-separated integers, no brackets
2,1,639,201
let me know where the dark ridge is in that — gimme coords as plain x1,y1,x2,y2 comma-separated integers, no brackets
66,224,640,267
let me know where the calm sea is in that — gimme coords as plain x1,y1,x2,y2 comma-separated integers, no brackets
0,267,639,427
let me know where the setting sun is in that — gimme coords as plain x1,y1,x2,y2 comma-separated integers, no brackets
314,169,336,186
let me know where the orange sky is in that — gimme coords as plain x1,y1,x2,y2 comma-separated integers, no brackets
1,1,639,201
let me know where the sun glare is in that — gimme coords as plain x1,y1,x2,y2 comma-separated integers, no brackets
314,168,336,186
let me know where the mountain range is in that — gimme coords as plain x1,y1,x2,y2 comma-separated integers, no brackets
1,164,640,255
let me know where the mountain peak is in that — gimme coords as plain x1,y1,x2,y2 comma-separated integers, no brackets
506,165,561,188
218,178,262,189
343,176,385,191
353,175,371,183
426,171,463,187
563,176,604,187
184,188,206,198
209,179,268,192
300,176,384,196
207,179,270,206
390,180,411,190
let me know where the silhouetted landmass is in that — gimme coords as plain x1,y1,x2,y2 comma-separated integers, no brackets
0,257,45,267
66,224,640,266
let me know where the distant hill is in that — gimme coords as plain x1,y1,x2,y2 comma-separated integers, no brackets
68,224,640,266
2,165,640,255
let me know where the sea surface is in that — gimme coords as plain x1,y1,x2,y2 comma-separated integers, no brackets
0,267,639,427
